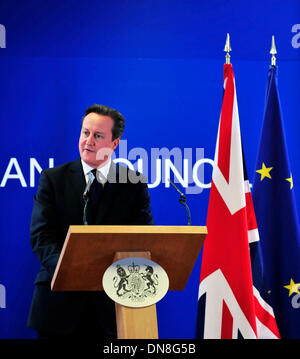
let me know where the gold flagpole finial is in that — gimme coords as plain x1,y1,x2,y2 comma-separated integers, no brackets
224,33,232,64
270,35,277,66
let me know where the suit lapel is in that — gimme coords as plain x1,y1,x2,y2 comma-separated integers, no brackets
68,158,86,209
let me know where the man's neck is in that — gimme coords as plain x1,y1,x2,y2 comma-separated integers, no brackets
81,158,112,177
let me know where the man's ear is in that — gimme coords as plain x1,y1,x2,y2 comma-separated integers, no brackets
112,138,120,151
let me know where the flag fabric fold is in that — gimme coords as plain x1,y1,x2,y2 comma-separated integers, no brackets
195,63,280,339
252,65,300,339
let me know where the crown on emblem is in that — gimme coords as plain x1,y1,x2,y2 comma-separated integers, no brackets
128,262,140,273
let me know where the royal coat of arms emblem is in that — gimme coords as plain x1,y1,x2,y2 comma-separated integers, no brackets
102,257,169,308
114,262,158,301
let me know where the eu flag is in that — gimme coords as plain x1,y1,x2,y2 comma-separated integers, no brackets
252,65,300,338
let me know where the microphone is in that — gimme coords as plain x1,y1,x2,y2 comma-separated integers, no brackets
83,173,94,225
168,178,192,226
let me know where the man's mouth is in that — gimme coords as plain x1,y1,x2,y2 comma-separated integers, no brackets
84,148,94,152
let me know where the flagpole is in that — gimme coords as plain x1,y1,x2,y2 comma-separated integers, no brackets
224,33,231,64
270,35,277,66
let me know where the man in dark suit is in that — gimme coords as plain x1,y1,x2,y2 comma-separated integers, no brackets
27,104,154,339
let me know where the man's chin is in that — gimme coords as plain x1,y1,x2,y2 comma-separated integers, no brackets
81,153,97,167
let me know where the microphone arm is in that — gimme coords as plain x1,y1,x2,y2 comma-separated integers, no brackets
168,178,192,226
83,174,94,225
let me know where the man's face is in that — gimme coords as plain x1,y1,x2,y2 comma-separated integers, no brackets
79,112,120,168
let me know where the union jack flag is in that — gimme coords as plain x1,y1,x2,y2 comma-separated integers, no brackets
195,63,280,339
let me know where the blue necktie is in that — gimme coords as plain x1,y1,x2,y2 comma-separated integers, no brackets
89,169,103,210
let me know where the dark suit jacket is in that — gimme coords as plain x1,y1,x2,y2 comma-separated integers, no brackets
27,158,154,336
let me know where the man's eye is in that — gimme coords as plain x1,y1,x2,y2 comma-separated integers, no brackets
95,134,102,139
82,130,89,136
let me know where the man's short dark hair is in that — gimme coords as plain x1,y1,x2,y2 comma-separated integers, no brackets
82,104,125,140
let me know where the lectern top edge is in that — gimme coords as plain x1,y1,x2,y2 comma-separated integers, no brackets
52,224,207,293
68,225,207,235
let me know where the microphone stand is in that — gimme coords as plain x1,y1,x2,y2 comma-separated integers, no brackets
83,194,90,226
83,175,94,225
168,179,192,226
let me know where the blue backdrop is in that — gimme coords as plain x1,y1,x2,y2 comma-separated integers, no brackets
0,0,299,339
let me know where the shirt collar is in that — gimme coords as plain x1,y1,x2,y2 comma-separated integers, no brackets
81,158,112,183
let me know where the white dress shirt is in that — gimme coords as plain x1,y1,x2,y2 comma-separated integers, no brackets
81,158,112,186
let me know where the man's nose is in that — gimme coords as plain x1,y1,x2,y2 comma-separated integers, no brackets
86,133,95,145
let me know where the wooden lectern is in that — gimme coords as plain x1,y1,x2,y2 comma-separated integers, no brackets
51,225,207,339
